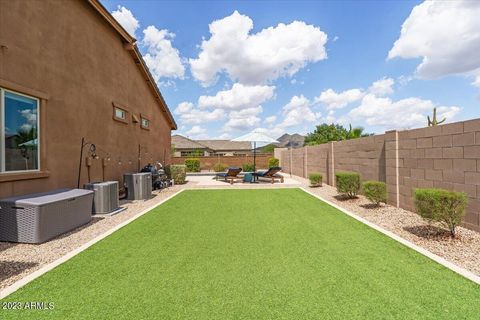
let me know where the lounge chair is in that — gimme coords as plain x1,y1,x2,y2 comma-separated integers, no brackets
252,167,284,184
216,167,243,184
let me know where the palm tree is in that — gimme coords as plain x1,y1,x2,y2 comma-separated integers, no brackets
15,127,37,146
346,124,367,140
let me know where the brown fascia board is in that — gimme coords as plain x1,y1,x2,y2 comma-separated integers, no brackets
87,0,178,130
87,0,135,43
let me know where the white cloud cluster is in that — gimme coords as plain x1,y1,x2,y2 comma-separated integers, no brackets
223,106,263,132
198,83,275,110
111,6,186,84
142,26,185,81
388,0,480,85
19,109,38,132
174,102,224,125
265,116,277,125
278,95,319,129
315,88,364,109
473,73,480,88
347,94,460,130
112,6,140,38
176,83,276,133
185,125,208,139
368,77,394,96
189,11,328,86
195,83,275,132
314,77,395,110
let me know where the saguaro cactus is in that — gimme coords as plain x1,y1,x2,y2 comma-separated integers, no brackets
427,108,446,126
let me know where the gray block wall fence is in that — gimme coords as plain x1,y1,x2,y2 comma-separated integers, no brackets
278,118,480,232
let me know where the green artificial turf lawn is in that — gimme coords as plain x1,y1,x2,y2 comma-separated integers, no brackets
1,189,479,319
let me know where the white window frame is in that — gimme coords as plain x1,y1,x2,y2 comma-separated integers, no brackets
0,88,41,173
141,117,150,129
114,107,126,120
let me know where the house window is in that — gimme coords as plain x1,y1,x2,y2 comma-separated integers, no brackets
141,117,150,129
1,89,40,172
114,107,126,120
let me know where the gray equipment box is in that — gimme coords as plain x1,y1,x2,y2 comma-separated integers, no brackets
0,189,93,243
84,181,119,214
124,172,152,200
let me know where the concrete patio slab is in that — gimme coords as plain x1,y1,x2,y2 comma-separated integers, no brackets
185,173,301,187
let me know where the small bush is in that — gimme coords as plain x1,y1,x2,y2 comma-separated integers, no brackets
242,163,255,172
184,158,200,172
308,173,322,186
335,171,361,198
213,163,227,172
362,181,387,205
268,157,279,168
414,188,467,237
165,165,186,184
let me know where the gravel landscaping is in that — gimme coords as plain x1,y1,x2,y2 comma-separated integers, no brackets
0,186,183,290
300,178,480,276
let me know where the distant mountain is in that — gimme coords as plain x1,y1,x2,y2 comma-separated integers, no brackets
276,133,305,148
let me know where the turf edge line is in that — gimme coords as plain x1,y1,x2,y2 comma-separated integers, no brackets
300,187,480,285
0,189,186,300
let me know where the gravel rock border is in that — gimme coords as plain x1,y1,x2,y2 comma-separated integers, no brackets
0,186,183,290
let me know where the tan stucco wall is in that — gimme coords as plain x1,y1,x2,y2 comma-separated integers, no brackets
0,0,173,198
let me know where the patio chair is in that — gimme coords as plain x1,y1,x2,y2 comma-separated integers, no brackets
216,167,243,185
252,167,284,184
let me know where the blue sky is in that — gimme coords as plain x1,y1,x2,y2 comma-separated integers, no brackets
103,0,480,139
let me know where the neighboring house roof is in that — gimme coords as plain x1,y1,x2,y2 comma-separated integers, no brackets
197,140,251,152
87,0,177,130
172,135,209,150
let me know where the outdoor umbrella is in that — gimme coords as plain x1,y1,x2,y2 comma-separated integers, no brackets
231,130,279,172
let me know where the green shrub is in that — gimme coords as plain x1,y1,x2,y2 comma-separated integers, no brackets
414,188,467,237
242,163,255,172
362,181,387,205
335,171,361,198
308,173,322,186
268,157,279,168
213,163,227,172
165,165,187,184
184,158,200,172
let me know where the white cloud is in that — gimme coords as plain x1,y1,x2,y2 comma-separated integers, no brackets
347,94,460,130
186,125,208,138
473,72,480,88
198,83,275,110
369,77,394,96
189,11,328,86
388,0,480,84
142,26,185,81
174,102,194,115
215,133,232,139
251,127,284,140
222,106,263,132
112,6,140,38
265,115,277,125
174,101,224,125
315,88,364,109
279,95,319,128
